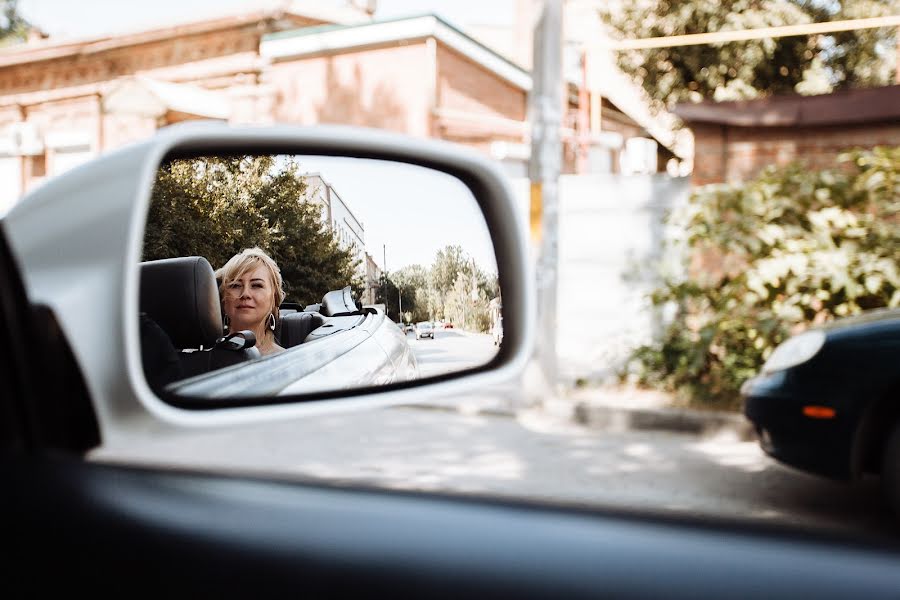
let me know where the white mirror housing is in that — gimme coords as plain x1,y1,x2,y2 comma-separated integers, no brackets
2,123,534,446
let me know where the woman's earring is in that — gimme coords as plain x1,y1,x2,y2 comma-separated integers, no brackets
268,313,276,331
223,315,230,332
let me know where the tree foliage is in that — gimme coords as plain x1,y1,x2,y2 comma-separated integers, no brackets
377,244,499,331
628,147,900,407
599,0,899,107
144,156,361,306
0,0,29,47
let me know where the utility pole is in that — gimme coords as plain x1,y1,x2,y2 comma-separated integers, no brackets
383,244,390,319
529,0,562,390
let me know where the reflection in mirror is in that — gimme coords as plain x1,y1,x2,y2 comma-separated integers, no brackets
139,154,501,402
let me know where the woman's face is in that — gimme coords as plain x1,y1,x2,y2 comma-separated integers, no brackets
222,264,275,333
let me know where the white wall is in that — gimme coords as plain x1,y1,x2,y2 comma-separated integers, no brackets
557,174,689,383
508,173,691,384
0,155,22,216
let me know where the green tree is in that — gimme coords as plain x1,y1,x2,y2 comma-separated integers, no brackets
393,264,431,323
376,273,400,321
443,272,494,332
429,245,475,320
628,146,900,408
599,0,899,107
0,1,30,47
429,245,499,331
376,246,499,329
144,155,360,306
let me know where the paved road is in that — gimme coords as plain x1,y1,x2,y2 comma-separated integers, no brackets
407,328,498,378
93,404,899,545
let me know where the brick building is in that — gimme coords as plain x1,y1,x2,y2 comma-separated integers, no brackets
363,253,382,306
0,4,684,216
675,85,900,186
0,5,351,213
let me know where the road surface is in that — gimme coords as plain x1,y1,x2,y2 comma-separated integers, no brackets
93,404,899,545
406,327,499,378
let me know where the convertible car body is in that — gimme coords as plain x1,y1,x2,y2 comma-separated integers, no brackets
139,255,417,404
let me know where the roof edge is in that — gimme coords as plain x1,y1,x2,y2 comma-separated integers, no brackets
260,13,531,91
0,8,332,68
674,85,900,127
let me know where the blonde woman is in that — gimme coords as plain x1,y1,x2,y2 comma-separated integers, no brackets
216,247,286,356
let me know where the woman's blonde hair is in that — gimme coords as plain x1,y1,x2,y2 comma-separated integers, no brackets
216,247,286,331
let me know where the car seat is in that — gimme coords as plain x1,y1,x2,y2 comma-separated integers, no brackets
139,256,258,381
277,310,325,348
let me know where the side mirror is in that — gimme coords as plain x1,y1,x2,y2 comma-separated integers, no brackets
3,124,534,432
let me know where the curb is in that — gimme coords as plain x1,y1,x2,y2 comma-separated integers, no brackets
397,403,517,419
573,401,756,440
396,397,756,441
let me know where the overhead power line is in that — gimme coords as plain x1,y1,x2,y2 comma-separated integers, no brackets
612,14,900,50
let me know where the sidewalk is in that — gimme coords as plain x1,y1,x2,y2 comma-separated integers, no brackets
401,382,756,441
563,385,756,440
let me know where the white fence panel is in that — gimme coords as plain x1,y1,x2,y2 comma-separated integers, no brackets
556,174,690,383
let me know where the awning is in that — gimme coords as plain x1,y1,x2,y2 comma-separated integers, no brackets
103,76,231,120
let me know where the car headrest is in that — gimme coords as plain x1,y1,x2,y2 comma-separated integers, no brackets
140,256,222,349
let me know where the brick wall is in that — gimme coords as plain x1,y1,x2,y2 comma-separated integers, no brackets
436,44,526,121
435,43,527,147
0,21,304,194
1,20,535,195
0,28,265,98
691,120,900,186
267,43,432,137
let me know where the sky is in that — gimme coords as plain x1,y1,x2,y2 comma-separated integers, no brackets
18,0,515,38
297,156,498,273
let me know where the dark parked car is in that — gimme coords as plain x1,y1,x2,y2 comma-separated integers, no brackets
743,308,900,512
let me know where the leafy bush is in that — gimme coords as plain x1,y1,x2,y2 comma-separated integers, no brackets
628,147,900,409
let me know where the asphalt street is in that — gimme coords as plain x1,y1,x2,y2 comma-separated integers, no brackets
92,403,900,546
406,328,499,378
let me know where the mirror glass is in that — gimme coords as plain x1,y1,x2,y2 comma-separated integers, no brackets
139,154,502,402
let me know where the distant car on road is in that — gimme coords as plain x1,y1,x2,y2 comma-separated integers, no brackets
445,322,454,329
415,321,435,340
742,308,900,513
